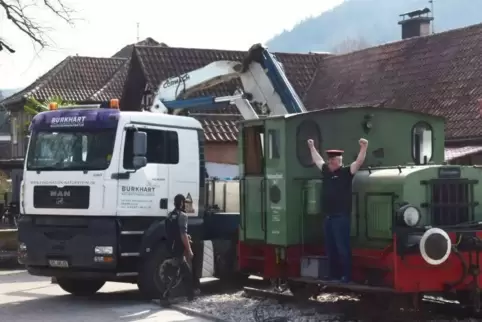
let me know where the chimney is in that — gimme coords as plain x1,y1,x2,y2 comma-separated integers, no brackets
398,8,434,40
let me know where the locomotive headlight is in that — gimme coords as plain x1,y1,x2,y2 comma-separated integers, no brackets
402,206,421,227
397,204,421,227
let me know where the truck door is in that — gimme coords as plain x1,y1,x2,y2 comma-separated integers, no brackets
167,128,199,217
241,124,266,241
116,125,168,217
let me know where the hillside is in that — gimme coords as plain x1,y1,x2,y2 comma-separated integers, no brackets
267,0,482,53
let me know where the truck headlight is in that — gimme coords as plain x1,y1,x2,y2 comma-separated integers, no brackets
19,242,27,252
94,246,113,255
398,205,421,227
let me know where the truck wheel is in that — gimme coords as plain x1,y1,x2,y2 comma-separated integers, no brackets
56,278,105,296
137,243,170,299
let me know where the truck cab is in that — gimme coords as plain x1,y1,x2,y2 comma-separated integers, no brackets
18,101,209,297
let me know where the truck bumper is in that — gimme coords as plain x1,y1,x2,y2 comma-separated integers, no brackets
18,215,119,276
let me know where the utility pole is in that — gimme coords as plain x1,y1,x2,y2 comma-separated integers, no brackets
136,23,140,42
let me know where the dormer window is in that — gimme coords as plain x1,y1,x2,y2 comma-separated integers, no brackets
412,122,433,165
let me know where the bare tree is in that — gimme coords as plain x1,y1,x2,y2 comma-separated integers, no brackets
331,36,371,54
0,0,76,53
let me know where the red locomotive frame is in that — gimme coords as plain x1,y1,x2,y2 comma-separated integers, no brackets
238,228,482,308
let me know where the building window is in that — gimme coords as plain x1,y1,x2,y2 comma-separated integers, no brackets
268,129,280,159
123,128,179,169
296,120,321,167
412,122,433,165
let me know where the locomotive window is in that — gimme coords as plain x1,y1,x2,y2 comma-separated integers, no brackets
296,120,321,167
268,129,280,159
412,122,433,165
243,125,264,176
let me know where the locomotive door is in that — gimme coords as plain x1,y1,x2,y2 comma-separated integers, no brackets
241,124,267,241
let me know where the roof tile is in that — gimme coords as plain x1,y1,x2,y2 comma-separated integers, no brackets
304,23,482,139
1,56,128,106
192,113,241,142
445,146,482,161
90,60,130,101
133,45,324,141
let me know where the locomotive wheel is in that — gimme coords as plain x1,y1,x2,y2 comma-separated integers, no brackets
288,281,318,300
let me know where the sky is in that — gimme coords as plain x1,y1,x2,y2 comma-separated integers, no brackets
0,0,343,90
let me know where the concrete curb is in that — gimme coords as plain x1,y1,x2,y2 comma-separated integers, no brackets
152,299,229,322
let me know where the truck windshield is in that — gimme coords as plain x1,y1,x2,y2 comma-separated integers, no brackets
26,130,116,171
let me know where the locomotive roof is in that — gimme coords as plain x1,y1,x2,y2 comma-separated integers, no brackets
239,106,446,124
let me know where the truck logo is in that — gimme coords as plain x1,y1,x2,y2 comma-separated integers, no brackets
162,73,190,88
50,116,86,128
50,190,70,205
50,190,71,197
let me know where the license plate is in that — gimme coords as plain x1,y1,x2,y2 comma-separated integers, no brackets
48,260,69,268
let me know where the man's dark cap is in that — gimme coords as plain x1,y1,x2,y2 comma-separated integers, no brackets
326,150,344,158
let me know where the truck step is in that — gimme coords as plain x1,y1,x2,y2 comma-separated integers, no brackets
120,231,144,235
116,272,138,277
120,252,140,257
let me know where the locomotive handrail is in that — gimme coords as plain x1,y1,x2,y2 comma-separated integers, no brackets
300,188,307,256
260,178,267,233
239,178,245,230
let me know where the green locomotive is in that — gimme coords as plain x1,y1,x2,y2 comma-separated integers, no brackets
238,106,482,309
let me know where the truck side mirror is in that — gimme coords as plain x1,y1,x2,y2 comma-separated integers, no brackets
133,131,147,170
133,131,147,156
133,156,147,170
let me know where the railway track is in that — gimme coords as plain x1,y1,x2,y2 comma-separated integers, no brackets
242,286,482,322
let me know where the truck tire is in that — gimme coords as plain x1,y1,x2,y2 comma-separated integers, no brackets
56,278,105,296
137,243,170,299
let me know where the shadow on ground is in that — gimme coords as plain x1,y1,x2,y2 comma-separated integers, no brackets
0,275,263,321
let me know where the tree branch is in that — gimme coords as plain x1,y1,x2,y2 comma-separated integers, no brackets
0,0,76,52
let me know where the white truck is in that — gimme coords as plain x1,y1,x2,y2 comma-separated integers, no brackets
17,44,306,298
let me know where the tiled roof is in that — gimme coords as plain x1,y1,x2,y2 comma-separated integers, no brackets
304,23,482,140
112,37,166,58
132,45,324,141
445,146,482,161
1,56,128,107
90,60,130,101
193,113,241,142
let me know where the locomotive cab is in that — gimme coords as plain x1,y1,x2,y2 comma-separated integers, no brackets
238,106,482,308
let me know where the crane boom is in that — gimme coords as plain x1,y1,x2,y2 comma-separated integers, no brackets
148,44,307,120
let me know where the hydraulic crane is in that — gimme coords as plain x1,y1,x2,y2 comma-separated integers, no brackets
147,43,307,119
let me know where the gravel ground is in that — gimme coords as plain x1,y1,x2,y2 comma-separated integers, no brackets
175,289,482,322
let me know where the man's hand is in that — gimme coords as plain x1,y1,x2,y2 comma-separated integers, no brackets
307,139,324,170
351,138,368,174
185,249,194,261
359,138,368,147
188,234,193,244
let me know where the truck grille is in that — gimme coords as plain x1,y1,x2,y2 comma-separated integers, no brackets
423,179,477,226
33,186,90,209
